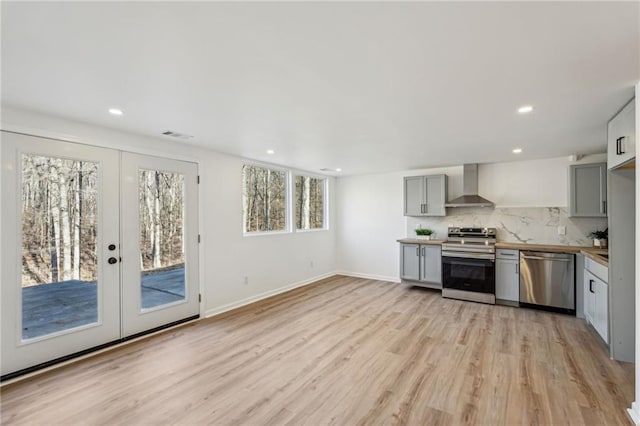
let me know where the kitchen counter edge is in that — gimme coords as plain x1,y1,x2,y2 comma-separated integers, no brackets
396,239,608,265
396,238,446,245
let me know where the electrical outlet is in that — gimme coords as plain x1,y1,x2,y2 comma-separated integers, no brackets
244,276,249,285
557,226,566,235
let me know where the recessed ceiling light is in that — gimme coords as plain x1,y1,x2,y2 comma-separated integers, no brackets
518,105,533,114
108,108,123,116
266,149,275,155
335,168,342,172
512,148,523,154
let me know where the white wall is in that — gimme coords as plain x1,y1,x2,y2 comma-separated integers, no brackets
335,166,459,281
0,107,337,317
479,154,607,208
336,155,606,280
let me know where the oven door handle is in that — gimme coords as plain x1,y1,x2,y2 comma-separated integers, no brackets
442,252,495,261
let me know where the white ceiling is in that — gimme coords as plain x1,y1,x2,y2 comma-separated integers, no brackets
2,2,638,176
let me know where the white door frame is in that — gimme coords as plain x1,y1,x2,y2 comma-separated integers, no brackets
1,130,203,377
1,132,122,375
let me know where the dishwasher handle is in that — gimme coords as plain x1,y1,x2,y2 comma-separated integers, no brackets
521,255,571,262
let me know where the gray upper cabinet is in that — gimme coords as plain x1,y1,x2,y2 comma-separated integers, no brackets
569,163,607,217
403,174,448,216
607,98,635,170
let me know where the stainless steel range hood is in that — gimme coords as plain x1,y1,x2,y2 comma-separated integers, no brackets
445,164,494,208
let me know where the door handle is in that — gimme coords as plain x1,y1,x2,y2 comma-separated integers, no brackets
602,200,606,214
416,247,420,257
108,257,119,265
589,279,595,294
422,247,425,256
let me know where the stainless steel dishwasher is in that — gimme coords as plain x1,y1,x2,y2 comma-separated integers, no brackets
519,251,575,314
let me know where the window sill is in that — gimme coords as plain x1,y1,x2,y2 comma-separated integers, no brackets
295,228,328,233
243,230,290,237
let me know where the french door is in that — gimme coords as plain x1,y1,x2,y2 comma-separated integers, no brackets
1,132,199,377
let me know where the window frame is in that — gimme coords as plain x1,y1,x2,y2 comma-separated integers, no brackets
241,162,291,236
292,173,329,233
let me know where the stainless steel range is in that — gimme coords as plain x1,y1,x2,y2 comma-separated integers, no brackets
442,227,496,305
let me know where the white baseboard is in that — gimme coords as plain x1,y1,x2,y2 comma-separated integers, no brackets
334,271,401,283
204,271,337,318
628,402,640,425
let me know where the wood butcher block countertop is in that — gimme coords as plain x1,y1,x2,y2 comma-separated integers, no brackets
580,248,609,267
396,238,446,245
397,239,609,266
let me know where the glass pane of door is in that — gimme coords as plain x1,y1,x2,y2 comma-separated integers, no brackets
138,169,185,310
21,154,99,339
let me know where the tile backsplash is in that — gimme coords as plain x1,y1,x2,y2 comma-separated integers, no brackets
406,207,607,246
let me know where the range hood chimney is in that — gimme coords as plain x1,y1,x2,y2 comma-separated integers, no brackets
445,164,494,208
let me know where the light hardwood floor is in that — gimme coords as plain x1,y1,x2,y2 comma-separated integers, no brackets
1,276,634,425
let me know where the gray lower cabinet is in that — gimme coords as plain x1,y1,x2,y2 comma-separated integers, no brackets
400,243,442,288
403,174,447,217
584,267,608,344
495,249,519,303
569,163,607,217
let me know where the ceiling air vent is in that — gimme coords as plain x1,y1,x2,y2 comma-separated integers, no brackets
162,130,194,140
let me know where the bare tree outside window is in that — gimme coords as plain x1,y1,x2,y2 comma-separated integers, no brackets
295,176,325,230
21,154,99,287
242,165,287,233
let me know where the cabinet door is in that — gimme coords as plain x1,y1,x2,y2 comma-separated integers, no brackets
425,175,447,217
419,245,442,285
584,271,596,325
496,259,519,302
404,177,425,216
400,244,420,281
594,279,609,343
569,163,607,217
608,99,636,170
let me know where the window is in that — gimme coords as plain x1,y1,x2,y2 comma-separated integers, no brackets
295,175,326,230
242,165,287,233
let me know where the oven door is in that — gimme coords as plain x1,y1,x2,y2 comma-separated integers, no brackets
442,255,495,294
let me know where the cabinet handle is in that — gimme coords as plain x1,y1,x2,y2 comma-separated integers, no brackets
602,200,606,214
416,247,420,257
589,279,595,294
616,137,626,155
422,247,425,256
516,263,519,275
